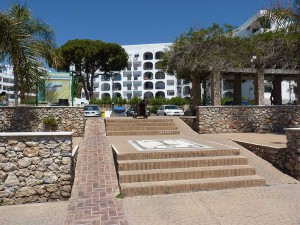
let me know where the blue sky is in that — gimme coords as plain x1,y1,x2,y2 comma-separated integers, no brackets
0,0,272,47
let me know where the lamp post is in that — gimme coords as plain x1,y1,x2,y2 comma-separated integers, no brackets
69,63,76,106
111,71,115,114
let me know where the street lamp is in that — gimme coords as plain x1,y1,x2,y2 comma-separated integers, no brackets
69,63,76,106
111,71,115,114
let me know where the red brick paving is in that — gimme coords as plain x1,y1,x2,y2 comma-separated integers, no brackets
64,118,128,225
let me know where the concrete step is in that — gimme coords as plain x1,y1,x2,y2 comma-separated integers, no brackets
105,122,176,127
105,118,174,124
119,165,256,183
120,175,266,196
106,130,180,136
118,156,248,171
115,149,240,161
106,125,178,131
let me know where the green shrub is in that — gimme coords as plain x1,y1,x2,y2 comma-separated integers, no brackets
167,96,190,106
150,105,159,114
20,97,36,105
129,96,142,105
43,116,58,129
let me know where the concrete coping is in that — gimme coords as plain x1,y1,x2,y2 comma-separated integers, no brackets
284,128,300,132
197,105,300,108
0,132,74,137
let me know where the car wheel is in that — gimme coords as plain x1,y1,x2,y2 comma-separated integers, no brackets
164,113,167,116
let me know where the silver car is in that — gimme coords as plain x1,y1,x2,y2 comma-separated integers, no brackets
156,105,184,116
84,105,101,117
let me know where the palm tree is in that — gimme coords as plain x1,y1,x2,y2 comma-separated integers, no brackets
0,3,58,106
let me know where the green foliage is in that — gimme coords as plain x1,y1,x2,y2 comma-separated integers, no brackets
0,3,58,106
128,96,142,105
116,193,126,199
147,97,168,106
20,97,36,105
0,198,3,206
43,116,58,129
221,97,233,105
114,97,127,106
150,105,159,114
58,39,128,100
167,96,190,106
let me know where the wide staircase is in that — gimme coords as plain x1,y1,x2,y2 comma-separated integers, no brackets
105,118,180,136
107,118,266,196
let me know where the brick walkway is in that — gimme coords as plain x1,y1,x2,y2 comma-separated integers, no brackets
64,118,128,225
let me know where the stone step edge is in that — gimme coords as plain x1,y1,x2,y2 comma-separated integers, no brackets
105,119,174,123
120,175,266,196
106,126,179,131
119,165,256,176
106,131,180,136
115,149,241,161
118,155,248,171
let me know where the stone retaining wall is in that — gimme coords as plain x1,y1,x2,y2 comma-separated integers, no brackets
0,107,85,137
179,116,198,132
0,132,74,205
285,128,300,180
233,141,288,174
196,106,300,134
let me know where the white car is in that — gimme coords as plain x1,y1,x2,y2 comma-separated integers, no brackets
84,105,101,117
156,105,184,116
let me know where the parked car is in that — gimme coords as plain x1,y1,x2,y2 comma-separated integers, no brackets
157,105,184,116
224,100,251,106
84,105,101,117
125,105,150,117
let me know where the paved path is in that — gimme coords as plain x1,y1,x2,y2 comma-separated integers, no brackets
0,201,68,225
63,118,128,225
122,184,300,225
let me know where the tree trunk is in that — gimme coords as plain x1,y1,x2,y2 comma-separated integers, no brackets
14,70,18,106
192,73,201,107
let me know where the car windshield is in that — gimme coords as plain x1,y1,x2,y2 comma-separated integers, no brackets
84,106,99,110
165,105,179,110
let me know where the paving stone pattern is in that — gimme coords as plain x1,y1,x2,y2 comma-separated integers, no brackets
123,184,300,225
64,118,128,225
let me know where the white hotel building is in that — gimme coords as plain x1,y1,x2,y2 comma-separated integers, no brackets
93,43,183,101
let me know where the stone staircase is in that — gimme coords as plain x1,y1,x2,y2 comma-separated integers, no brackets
114,148,266,196
105,118,180,136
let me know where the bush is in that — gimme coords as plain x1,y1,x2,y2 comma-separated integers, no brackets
43,116,58,129
20,97,36,105
129,96,142,105
150,105,160,114
167,96,190,106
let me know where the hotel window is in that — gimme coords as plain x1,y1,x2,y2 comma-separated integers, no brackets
167,80,174,86
144,52,153,60
155,71,165,79
167,90,175,96
155,51,164,59
144,62,153,70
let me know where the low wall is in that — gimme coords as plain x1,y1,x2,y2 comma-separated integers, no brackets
233,141,288,174
0,106,85,136
180,116,198,132
0,132,74,205
285,128,300,180
196,105,300,134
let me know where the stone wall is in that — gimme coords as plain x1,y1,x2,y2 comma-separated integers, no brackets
285,128,300,180
0,106,85,137
196,106,300,134
233,141,288,174
0,132,74,205
179,116,198,132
